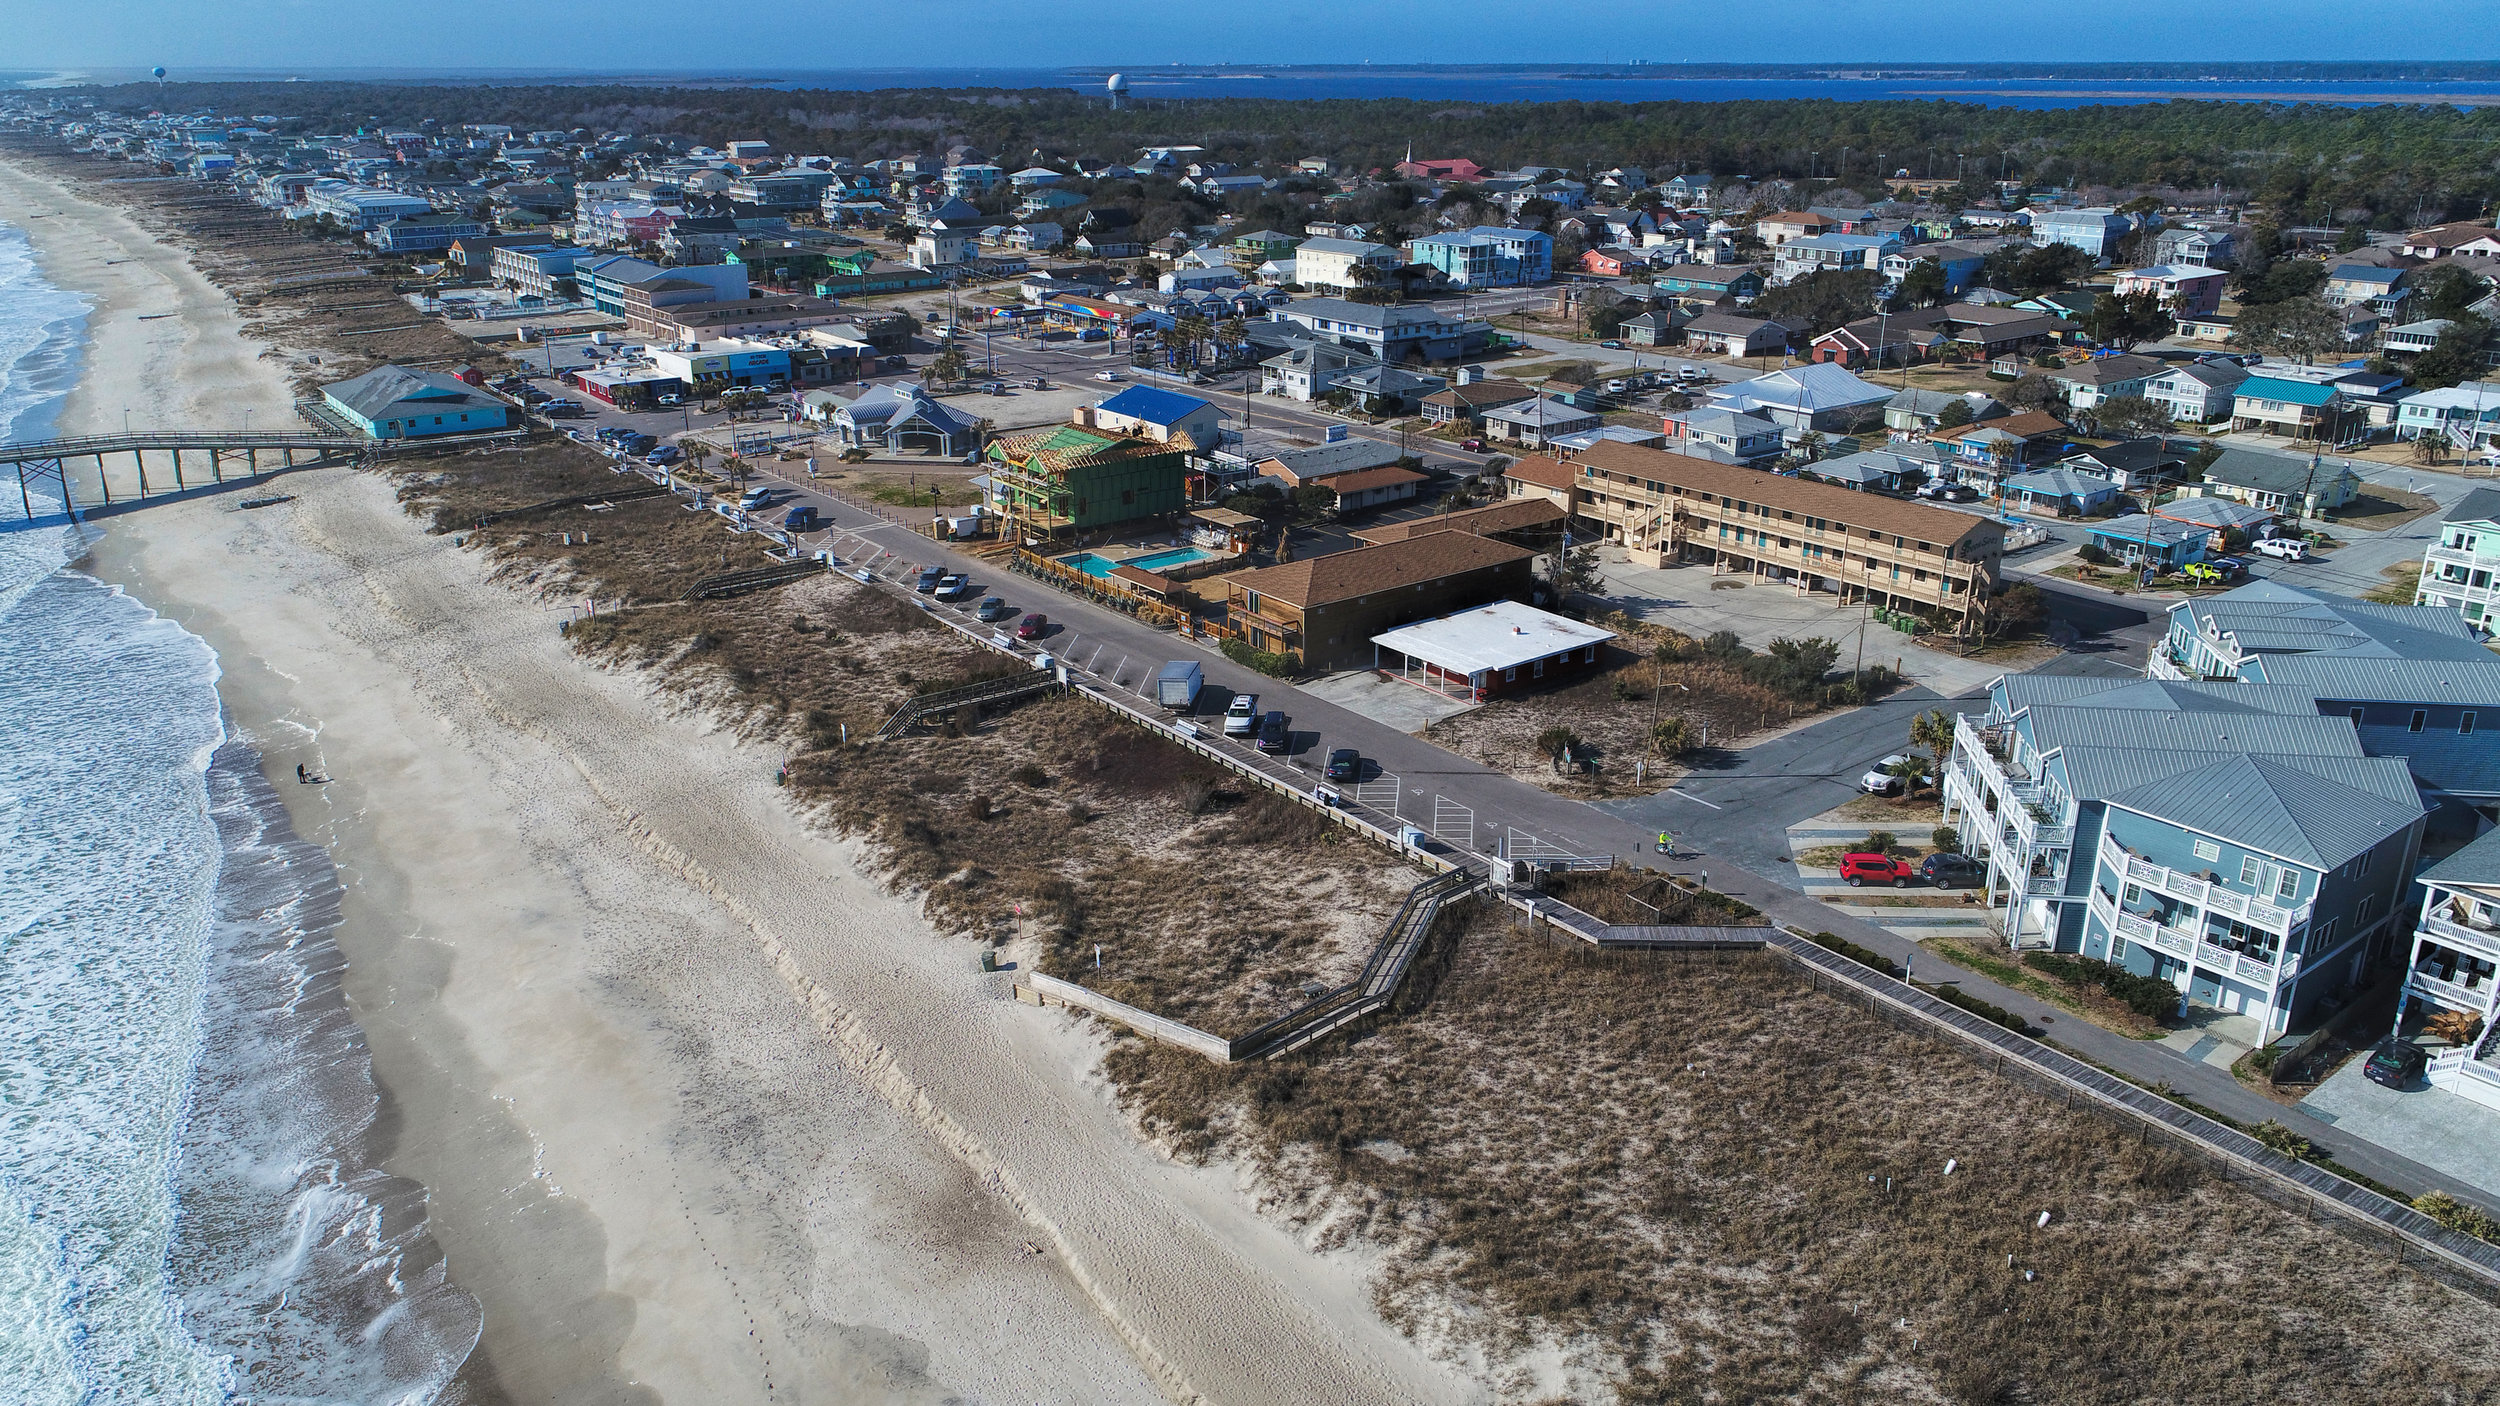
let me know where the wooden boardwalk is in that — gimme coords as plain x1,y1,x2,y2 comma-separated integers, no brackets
1017,868,1483,1064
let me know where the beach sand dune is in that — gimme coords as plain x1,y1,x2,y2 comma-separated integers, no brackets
1,156,1475,1406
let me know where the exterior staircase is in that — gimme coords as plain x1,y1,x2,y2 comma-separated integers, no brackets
873,668,1061,740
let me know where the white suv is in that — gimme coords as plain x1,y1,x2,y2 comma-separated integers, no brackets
2252,537,2308,562
1224,693,1258,737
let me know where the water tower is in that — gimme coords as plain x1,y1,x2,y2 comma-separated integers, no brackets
1106,73,1128,110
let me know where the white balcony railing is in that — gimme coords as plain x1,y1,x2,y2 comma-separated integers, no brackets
2409,969,2497,1016
1956,715,2074,848
2095,832,2310,936
2422,912,2500,966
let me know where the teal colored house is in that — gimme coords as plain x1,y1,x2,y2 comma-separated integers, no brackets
1653,263,1764,301
321,365,510,440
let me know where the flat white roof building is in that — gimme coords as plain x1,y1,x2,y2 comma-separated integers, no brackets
1371,599,1616,699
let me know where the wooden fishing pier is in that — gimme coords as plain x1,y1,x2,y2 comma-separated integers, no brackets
2,430,368,519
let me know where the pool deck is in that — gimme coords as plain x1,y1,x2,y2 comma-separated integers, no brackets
1055,544,1222,581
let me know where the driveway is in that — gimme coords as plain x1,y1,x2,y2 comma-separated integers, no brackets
1299,670,1481,733
2300,1060,2500,1203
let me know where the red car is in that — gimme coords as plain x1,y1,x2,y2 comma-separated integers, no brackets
1460,437,1485,452
1840,852,1916,888
1015,612,1048,640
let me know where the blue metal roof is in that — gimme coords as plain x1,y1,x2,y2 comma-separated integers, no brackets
1094,383,1212,426
2236,377,2339,407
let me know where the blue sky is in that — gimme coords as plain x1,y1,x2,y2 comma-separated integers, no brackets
14,0,2499,71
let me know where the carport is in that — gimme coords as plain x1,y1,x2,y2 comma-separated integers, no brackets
1370,600,1616,701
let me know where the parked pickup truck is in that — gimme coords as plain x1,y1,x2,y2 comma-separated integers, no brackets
1154,660,1204,712
1839,852,1916,888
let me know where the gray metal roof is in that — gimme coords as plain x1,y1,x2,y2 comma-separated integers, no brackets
2202,447,2361,495
2420,825,2500,888
2254,656,2500,707
2002,676,2315,716
2088,514,2208,547
2443,486,2500,527
2101,753,2424,869
2025,705,2363,760
2003,467,2116,499
1263,438,1404,478
2176,581,2492,663
322,364,497,421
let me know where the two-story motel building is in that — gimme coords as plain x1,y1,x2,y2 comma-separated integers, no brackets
1500,443,2005,633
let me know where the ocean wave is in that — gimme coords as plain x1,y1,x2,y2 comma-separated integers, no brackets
0,217,474,1402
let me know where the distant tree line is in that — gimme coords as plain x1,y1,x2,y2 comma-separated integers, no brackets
90,81,2500,226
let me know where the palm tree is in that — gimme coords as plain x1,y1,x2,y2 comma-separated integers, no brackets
1173,314,1212,370
1885,754,1931,797
1909,708,1955,761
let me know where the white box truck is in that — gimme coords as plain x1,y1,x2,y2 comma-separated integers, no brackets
1154,660,1204,712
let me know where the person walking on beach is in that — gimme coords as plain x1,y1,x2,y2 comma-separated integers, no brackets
297,763,307,783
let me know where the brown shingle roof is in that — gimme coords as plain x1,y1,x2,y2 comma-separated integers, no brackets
1352,497,1567,544
1569,441,2003,547
1224,533,1536,609
1421,378,1538,409
1319,466,1429,496
1946,410,2068,442
1502,454,1579,491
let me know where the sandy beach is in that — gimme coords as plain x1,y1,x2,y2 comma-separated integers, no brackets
0,157,1476,1405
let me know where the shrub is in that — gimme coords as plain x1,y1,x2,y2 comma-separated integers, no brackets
1649,716,1694,758
2078,542,2112,567
962,793,996,821
2251,1119,2314,1161
1806,931,1904,979
2022,951,2178,1020
1219,637,1300,678
1931,826,1962,853
1702,629,1745,660
1535,725,1582,758
2415,1192,2500,1244
1862,830,1898,855
1008,762,1049,788
1920,981,2027,1032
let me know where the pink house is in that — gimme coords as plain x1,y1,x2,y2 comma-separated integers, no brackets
2115,265,2228,317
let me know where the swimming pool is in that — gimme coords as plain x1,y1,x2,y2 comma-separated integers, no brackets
1127,546,1218,573
1055,546,1220,579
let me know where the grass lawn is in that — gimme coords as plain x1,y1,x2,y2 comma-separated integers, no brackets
2334,486,2441,534
2364,561,2426,605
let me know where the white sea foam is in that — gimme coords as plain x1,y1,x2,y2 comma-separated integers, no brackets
0,220,474,1402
